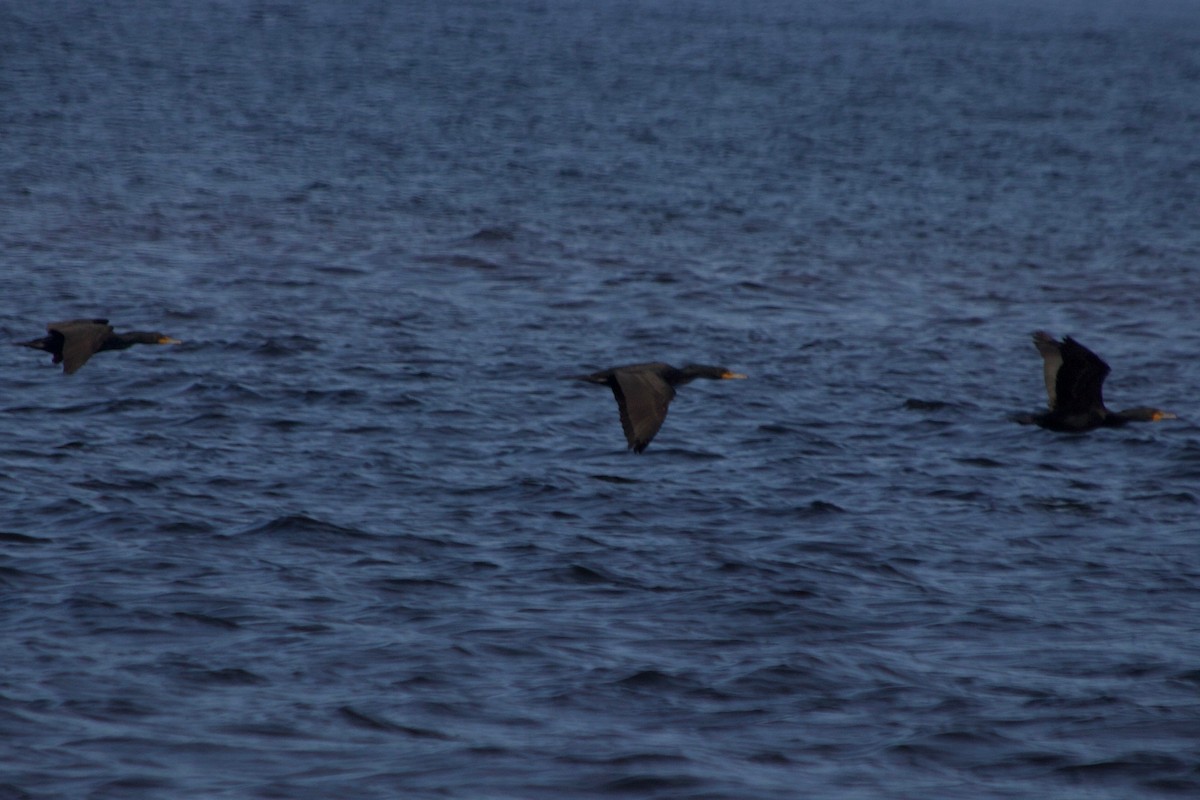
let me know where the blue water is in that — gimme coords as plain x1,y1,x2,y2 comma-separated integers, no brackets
3,1,1200,797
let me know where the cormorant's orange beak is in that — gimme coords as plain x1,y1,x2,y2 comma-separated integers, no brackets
721,371,747,379
158,336,182,345
1152,411,1177,421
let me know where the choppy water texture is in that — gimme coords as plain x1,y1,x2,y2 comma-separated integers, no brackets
3,1,1200,797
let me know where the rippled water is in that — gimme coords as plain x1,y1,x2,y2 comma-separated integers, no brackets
3,1,1200,797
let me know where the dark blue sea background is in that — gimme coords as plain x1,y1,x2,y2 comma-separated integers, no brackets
3,1,1200,797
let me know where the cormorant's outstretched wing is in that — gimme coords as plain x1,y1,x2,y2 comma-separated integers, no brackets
48,318,109,331
1032,331,1062,409
49,320,112,374
612,369,675,453
1055,336,1111,416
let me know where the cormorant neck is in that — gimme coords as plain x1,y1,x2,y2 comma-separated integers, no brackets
678,364,726,382
104,331,178,351
1115,407,1176,422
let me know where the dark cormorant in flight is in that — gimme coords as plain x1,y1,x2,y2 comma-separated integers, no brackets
576,362,746,452
1018,331,1175,432
16,319,181,374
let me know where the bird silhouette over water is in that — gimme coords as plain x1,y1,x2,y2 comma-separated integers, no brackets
576,362,746,452
16,319,181,375
1017,331,1175,432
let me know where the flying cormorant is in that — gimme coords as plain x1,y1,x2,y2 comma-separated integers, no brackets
576,362,746,452
1018,331,1174,431
16,319,182,374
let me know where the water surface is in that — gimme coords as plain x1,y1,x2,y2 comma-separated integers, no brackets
2,1,1199,797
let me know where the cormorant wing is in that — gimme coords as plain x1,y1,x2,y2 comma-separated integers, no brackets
1054,336,1111,416
48,318,109,329
49,320,113,374
1032,331,1062,409
612,369,676,452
